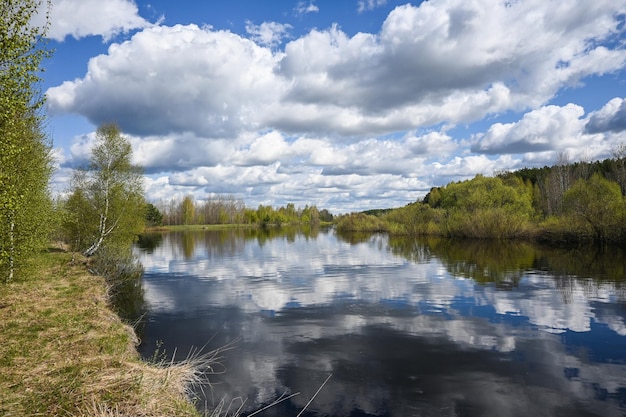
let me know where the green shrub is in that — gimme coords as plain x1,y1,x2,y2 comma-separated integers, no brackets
336,213,388,232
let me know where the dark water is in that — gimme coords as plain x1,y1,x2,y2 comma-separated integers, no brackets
134,227,626,417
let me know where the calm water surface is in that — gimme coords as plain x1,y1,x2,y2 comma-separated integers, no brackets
134,227,626,417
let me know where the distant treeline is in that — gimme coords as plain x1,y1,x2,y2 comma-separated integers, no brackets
147,194,333,227
337,152,626,244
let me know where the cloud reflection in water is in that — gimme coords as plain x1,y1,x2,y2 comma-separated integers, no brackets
135,229,626,417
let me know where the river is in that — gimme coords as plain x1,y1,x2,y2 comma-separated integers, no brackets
133,227,626,417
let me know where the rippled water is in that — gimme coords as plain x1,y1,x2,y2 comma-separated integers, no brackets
134,227,626,417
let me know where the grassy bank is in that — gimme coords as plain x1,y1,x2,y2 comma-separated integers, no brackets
0,247,203,417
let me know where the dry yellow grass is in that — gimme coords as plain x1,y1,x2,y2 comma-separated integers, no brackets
0,248,202,417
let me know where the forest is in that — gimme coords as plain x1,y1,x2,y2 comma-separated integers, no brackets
150,196,334,228
337,151,626,244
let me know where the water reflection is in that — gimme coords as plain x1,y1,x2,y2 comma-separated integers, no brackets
135,228,626,417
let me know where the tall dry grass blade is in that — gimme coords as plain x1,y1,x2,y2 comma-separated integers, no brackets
207,396,246,417
296,374,332,417
172,339,240,404
246,391,301,417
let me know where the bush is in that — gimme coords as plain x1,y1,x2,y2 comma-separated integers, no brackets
536,215,591,244
384,203,445,236
336,213,388,233
563,174,625,242
444,207,535,239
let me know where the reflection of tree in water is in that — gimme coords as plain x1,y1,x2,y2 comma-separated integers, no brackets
150,226,325,259
542,245,626,303
90,249,146,324
181,231,195,259
431,238,536,288
136,233,163,254
111,269,146,324
386,235,437,263
537,245,626,281
387,236,535,287
135,228,626,416
253,224,321,247
386,235,626,298
335,230,382,245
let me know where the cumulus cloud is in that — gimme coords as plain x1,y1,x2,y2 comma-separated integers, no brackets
64,132,96,168
585,97,626,134
472,104,587,154
45,1,626,211
470,101,626,165
47,24,281,138
40,0,150,41
143,167,431,213
55,122,457,211
431,154,519,181
276,0,626,128
47,1,626,140
245,21,292,48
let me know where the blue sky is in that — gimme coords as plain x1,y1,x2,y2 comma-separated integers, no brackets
39,0,626,213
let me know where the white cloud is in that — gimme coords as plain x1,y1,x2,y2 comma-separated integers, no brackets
245,21,292,48
431,154,520,182
47,24,281,138
357,0,387,13
470,102,626,164
294,1,319,16
47,1,626,139
277,0,626,128
45,1,626,211
586,97,626,134
41,0,150,41
472,104,587,154
405,131,458,157
232,131,294,167
131,133,235,173
67,132,97,166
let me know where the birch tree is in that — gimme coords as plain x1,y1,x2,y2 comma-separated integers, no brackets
0,0,53,282
180,195,195,225
65,123,145,257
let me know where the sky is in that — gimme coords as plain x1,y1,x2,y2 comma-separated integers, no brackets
37,0,626,213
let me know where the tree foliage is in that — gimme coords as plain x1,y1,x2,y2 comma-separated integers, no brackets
154,195,331,228
563,174,624,241
0,0,53,282
336,212,388,233
145,203,163,227
428,175,535,239
438,175,533,215
64,123,145,256
180,195,195,225
364,155,626,243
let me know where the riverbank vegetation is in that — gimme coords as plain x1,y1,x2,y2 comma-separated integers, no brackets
63,123,146,258
152,196,334,228
338,152,626,244
0,0,54,283
0,248,204,416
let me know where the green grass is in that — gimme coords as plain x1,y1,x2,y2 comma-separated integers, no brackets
0,248,202,417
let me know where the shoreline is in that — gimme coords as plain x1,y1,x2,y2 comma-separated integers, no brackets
0,248,203,416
